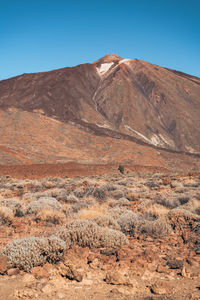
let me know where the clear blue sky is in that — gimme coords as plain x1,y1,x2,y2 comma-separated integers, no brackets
1,0,199,80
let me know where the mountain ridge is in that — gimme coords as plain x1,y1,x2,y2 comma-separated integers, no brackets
0,54,200,167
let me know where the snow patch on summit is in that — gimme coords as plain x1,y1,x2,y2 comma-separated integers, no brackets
119,59,132,65
96,62,114,76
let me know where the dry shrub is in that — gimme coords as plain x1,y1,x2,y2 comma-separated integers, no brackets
35,208,66,224
177,196,190,205
170,181,183,189
85,186,107,202
196,193,200,201
183,179,199,188
74,187,86,198
91,215,121,231
71,201,89,213
126,192,141,201
139,219,171,238
167,208,199,231
0,236,66,272
117,211,144,235
0,206,14,225
61,194,78,204
0,198,23,214
111,189,124,200
145,180,160,188
109,197,130,208
57,220,128,249
154,195,180,209
27,197,62,214
180,199,200,215
56,189,74,202
109,207,130,219
101,183,118,192
22,193,37,203
193,223,200,235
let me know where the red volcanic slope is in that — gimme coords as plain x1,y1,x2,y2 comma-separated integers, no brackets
0,54,200,169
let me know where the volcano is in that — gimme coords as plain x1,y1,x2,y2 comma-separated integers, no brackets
0,54,200,170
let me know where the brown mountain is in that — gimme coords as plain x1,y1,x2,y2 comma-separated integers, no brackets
0,54,200,169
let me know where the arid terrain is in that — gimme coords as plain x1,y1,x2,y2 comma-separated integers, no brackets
0,55,200,299
0,170,200,299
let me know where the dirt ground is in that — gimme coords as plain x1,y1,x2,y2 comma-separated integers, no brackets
0,171,200,300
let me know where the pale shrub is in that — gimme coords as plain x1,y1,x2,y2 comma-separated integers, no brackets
109,197,130,208
57,220,128,249
91,215,121,231
139,219,172,238
117,211,144,234
35,208,66,224
0,236,66,271
27,197,62,214
0,206,14,225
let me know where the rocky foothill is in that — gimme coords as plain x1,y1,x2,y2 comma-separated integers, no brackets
0,170,200,299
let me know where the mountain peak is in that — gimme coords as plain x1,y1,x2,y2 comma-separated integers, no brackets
94,54,123,65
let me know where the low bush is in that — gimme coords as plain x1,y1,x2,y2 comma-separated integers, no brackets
71,201,89,213
139,219,171,238
117,211,144,235
91,215,121,231
55,189,73,202
154,195,180,209
145,180,160,188
111,189,124,200
101,183,117,192
109,207,130,219
196,193,200,201
22,193,37,203
74,187,86,198
0,198,24,216
167,208,200,231
0,206,14,225
0,198,22,212
85,186,107,202
27,197,62,214
35,208,66,224
60,194,78,204
0,236,66,271
109,197,130,208
177,196,190,205
57,220,128,249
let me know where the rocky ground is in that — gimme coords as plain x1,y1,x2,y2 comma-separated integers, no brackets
0,170,200,299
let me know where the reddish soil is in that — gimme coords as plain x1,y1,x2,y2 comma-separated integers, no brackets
0,162,169,179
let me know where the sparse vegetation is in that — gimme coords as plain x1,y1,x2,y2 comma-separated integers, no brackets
0,170,200,294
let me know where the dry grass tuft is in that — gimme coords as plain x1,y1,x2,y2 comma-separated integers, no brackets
137,203,169,220
78,205,106,220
